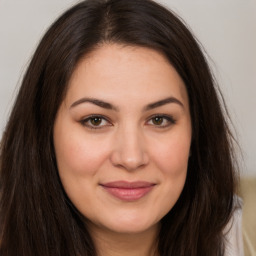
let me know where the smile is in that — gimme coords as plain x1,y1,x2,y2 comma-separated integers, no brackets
100,181,156,201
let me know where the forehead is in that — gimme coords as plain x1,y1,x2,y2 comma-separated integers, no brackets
66,44,189,108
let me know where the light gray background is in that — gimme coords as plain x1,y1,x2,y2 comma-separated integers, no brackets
0,0,255,176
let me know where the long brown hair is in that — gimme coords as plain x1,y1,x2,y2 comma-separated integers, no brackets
0,0,238,255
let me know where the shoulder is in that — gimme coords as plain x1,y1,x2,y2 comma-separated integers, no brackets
223,197,244,256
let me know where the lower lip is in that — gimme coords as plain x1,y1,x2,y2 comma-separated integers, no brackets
101,186,154,201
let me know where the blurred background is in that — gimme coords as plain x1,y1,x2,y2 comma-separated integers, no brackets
0,0,255,177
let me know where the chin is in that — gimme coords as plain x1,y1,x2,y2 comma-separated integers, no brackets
102,215,160,234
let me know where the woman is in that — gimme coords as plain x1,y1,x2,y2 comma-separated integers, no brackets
0,0,242,255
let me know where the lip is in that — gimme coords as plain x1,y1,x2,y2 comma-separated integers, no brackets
100,181,156,201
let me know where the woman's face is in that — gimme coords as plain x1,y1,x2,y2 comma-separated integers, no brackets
54,44,192,235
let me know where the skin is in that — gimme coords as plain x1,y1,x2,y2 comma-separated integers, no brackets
54,44,192,256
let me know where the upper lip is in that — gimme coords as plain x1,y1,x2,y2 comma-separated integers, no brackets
101,181,156,188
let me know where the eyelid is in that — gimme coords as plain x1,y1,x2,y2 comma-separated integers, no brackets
80,114,113,129
79,114,176,130
146,114,176,128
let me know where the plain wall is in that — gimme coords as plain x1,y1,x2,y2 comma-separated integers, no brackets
0,0,255,176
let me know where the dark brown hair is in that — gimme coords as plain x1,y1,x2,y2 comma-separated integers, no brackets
0,0,238,255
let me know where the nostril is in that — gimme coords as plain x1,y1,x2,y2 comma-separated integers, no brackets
109,129,149,170
110,148,149,171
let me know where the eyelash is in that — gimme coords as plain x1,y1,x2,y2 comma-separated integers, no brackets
80,115,112,130
146,114,176,128
80,114,176,130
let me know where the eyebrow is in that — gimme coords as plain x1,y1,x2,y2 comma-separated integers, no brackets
70,98,119,111
143,97,184,111
70,96,184,111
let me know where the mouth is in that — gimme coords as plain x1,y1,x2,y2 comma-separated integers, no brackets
100,181,156,201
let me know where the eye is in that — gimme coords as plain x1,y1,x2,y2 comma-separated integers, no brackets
146,115,176,128
80,115,111,129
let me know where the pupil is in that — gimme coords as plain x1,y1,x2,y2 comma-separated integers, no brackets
153,117,163,125
91,117,102,126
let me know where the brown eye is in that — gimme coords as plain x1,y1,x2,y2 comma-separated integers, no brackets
80,115,111,129
90,117,102,126
152,116,164,125
146,115,176,128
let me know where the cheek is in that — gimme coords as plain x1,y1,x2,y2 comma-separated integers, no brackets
152,132,190,212
152,135,191,176
150,137,190,216
54,128,110,178
53,131,111,210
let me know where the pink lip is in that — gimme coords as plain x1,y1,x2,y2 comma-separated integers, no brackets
100,181,155,201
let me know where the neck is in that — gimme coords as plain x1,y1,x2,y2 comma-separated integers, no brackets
87,223,159,256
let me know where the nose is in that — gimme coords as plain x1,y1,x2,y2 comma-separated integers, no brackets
110,126,149,171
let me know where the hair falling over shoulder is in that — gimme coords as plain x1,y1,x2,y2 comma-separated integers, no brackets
0,0,239,255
